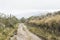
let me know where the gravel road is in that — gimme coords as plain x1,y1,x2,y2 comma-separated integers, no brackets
10,23,42,40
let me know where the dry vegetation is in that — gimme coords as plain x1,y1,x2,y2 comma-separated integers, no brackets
25,11,60,40
0,11,60,40
0,13,19,40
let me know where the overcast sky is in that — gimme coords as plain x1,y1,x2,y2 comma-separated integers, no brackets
0,0,60,18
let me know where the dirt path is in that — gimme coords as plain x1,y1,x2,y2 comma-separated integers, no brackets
10,23,42,40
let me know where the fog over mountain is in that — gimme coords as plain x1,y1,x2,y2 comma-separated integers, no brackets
0,9,60,19
0,0,60,18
